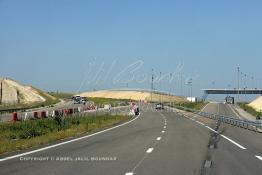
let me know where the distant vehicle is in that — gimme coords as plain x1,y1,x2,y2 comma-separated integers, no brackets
80,99,86,105
72,95,83,104
155,103,164,110
225,96,234,104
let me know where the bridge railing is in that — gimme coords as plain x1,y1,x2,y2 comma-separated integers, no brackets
168,105,262,132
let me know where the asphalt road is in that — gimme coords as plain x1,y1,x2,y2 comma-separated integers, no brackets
188,102,262,175
0,103,261,175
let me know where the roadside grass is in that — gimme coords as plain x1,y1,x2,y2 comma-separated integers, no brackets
167,101,208,111
87,97,129,108
0,114,131,154
238,103,262,119
47,92,75,100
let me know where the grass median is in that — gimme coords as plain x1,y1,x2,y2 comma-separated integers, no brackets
0,114,131,155
88,97,129,108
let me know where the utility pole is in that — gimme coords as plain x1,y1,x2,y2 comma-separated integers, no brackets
151,69,154,102
169,73,173,96
0,81,2,105
190,79,193,101
244,74,247,101
180,73,183,96
159,71,162,103
237,67,240,102
251,76,254,89
187,78,193,102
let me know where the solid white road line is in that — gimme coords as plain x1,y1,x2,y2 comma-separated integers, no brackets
196,121,205,126
192,115,198,119
205,126,219,134
255,155,262,161
0,115,140,162
173,105,249,153
146,148,154,153
156,137,162,141
189,117,247,151
221,135,247,150
125,172,134,175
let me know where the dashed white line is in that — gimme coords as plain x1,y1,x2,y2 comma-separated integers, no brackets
146,148,154,153
161,130,165,133
221,135,247,150
255,155,262,161
164,126,166,129
156,137,162,141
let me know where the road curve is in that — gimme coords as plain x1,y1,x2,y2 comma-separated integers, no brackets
0,104,261,175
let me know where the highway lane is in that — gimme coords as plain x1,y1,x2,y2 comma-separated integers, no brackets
182,102,262,175
1,104,261,175
0,106,212,175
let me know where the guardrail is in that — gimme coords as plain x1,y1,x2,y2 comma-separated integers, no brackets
169,105,262,132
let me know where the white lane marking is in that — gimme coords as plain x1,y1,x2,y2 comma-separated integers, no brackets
146,148,154,153
255,155,262,161
172,106,248,152
156,137,162,141
125,173,134,175
205,126,219,134
161,130,165,133
0,115,140,162
196,121,205,126
164,126,166,129
192,115,198,119
221,135,247,150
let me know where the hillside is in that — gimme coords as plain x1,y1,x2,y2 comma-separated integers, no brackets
79,90,185,103
248,96,262,112
0,78,57,105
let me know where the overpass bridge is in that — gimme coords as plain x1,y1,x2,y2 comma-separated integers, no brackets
202,89,262,100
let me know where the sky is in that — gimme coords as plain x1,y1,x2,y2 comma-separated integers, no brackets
0,0,262,100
